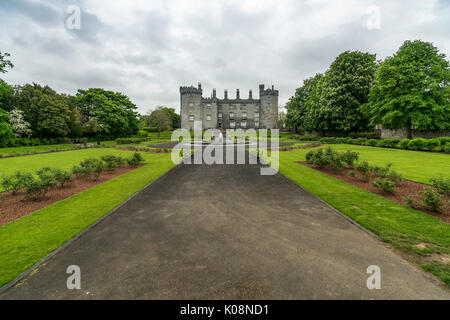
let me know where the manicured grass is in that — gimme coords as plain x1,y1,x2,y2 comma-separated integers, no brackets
277,147,450,284
327,144,450,184
421,262,450,285
0,144,77,157
0,148,129,180
0,151,175,287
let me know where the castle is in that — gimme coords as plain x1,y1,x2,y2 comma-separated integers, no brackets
180,83,278,130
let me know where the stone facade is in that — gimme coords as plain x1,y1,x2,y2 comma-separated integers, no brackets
180,83,278,130
381,128,450,139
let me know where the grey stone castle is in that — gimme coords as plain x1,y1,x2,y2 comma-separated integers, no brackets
180,83,278,130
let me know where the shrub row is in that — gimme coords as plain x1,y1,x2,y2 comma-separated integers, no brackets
0,153,145,201
0,137,74,148
115,138,147,145
294,135,450,152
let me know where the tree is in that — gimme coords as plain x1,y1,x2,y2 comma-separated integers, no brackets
147,108,172,138
285,74,323,132
277,110,286,129
76,88,139,138
8,108,31,137
0,108,14,146
14,83,72,137
362,40,450,138
0,51,13,74
313,51,377,133
0,79,14,112
162,107,181,128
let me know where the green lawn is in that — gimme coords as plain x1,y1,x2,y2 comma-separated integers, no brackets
0,148,128,180
277,146,450,285
328,144,450,184
0,150,175,287
0,144,77,157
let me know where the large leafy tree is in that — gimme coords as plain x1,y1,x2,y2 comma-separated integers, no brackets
362,40,450,138
0,108,14,146
147,108,172,138
0,51,13,74
14,83,73,137
285,74,323,132
162,107,180,129
76,88,139,137
0,79,14,112
313,51,377,133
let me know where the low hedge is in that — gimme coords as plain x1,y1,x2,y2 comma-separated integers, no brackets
0,137,73,148
115,138,147,145
296,136,450,152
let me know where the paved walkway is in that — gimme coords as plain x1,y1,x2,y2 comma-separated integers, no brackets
1,148,448,299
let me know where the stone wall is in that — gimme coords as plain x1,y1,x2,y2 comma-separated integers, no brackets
381,128,450,139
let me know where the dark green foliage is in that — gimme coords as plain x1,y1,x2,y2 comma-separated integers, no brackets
76,88,139,138
101,154,124,170
127,152,144,166
73,158,104,180
0,108,14,146
420,188,444,212
371,178,396,193
404,195,417,208
429,176,450,195
362,40,450,137
35,167,60,189
348,171,356,178
24,177,49,201
355,161,372,182
1,171,34,195
116,138,146,144
305,147,358,170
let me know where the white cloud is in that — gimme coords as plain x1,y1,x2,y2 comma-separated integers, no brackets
0,0,448,114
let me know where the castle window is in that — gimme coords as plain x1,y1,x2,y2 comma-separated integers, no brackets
230,112,234,119
189,103,193,107
230,121,235,128
241,121,247,128
206,115,211,121
189,115,194,121
242,112,247,119
218,112,222,118
255,121,259,127
255,112,259,119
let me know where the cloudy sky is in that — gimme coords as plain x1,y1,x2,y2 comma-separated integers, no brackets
0,0,449,114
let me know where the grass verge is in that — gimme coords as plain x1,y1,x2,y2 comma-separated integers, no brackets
0,152,175,288
277,147,450,285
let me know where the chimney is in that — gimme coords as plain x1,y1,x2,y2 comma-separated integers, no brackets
259,84,265,92
224,90,228,99
236,89,240,99
198,82,202,90
213,88,216,98
249,90,252,99
271,85,274,90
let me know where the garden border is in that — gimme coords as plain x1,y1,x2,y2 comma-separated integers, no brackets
0,158,184,295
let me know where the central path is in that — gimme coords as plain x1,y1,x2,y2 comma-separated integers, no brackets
2,148,448,299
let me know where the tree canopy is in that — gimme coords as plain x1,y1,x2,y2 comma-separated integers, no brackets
285,51,377,134
362,40,450,137
76,88,139,137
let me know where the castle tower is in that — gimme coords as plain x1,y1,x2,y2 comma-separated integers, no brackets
259,84,278,129
180,83,203,130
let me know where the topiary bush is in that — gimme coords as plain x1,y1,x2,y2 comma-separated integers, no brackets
371,178,396,193
305,147,358,170
101,155,124,170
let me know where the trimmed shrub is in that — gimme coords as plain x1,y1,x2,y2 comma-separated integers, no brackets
372,178,396,193
407,138,428,150
420,188,444,212
355,161,372,182
73,158,104,180
305,147,358,170
429,176,450,195
101,155,124,170
127,152,145,166
116,138,147,145
1,171,34,195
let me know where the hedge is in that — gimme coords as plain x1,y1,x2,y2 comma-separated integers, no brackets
115,138,147,145
293,136,450,152
0,137,73,148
